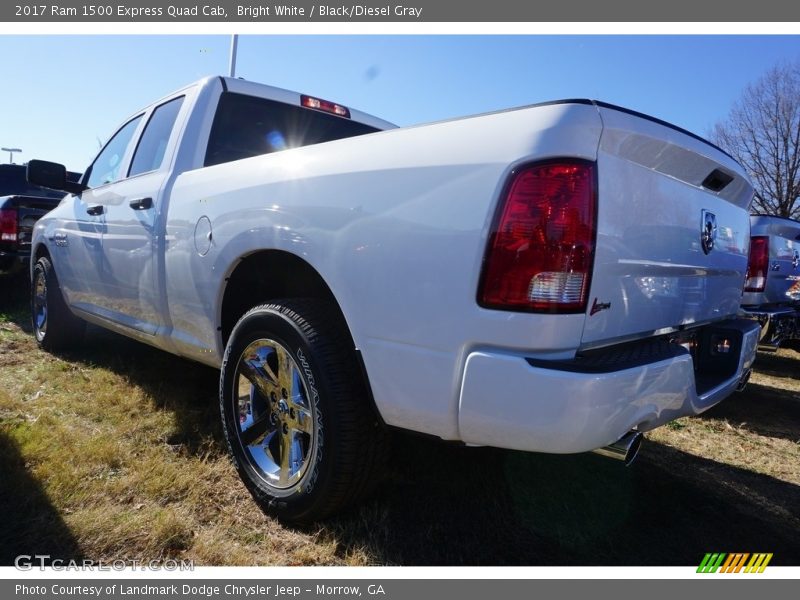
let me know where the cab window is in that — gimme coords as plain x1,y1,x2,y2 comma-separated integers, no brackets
129,96,185,177
205,92,379,167
85,115,143,188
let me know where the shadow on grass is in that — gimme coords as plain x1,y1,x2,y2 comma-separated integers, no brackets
0,272,32,333
67,326,224,456
750,350,800,380
323,433,800,566
699,382,799,444
2,280,222,456
1,278,82,564
0,430,83,565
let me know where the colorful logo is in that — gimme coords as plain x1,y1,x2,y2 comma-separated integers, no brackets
697,553,773,573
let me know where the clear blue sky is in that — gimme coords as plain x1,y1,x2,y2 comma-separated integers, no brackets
1,35,799,171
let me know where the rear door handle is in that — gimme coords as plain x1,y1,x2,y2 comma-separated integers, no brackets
129,197,153,210
86,204,104,216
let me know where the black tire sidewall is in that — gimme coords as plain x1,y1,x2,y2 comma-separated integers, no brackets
31,259,48,344
31,256,79,348
220,305,338,521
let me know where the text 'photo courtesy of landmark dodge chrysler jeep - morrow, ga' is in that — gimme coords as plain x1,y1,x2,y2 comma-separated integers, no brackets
28,76,760,522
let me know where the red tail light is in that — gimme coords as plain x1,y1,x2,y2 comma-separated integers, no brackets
744,235,769,292
479,159,597,313
0,209,17,242
301,94,351,118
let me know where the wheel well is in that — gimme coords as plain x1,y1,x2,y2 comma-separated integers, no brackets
220,250,385,429
34,244,50,261
220,250,350,348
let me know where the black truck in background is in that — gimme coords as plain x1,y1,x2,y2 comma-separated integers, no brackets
0,163,81,278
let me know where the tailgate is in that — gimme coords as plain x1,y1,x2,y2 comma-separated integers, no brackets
581,105,754,348
3,195,61,250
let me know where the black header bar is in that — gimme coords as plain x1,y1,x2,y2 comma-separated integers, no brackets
4,0,800,22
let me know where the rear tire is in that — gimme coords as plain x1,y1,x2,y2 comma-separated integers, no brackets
219,299,387,522
31,256,85,352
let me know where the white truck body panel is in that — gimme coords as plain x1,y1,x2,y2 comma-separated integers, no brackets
33,76,759,451
582,106,752,348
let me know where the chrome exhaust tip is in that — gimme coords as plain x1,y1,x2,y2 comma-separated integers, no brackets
591,431,643,467
736,369,751,392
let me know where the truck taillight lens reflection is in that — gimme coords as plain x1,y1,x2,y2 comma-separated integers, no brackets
744,235,769,293
479,160,596,313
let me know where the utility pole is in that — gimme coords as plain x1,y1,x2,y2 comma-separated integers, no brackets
229,34,238,78
2,147,22,164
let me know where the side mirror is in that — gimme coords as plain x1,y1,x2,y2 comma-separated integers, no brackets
27,159,86,195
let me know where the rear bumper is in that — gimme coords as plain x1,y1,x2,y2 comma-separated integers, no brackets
457,318,760,454
740,305,800,348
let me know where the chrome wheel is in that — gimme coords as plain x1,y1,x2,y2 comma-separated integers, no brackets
221,301,388,521
32,268,48,339
30,256,85,352
233,338,316,490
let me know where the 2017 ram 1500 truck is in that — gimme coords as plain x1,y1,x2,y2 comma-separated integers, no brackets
741,214,800,349
29,76,760,521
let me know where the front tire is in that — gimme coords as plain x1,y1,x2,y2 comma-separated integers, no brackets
31,256,85,352
219,299,386,522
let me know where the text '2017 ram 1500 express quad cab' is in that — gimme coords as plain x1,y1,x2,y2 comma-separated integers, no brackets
28,76,759,521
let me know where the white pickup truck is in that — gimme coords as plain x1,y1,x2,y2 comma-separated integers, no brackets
29,76,760,521
741,214,800,349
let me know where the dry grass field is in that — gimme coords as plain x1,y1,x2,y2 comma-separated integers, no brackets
1,276,798,566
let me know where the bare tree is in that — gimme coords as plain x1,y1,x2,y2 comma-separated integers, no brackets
712,61,800,219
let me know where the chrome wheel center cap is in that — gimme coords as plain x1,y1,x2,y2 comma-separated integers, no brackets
277,399,289,417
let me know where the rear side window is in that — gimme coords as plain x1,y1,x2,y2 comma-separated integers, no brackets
129,96,185,177
204,92,379,167
86,116,143,189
